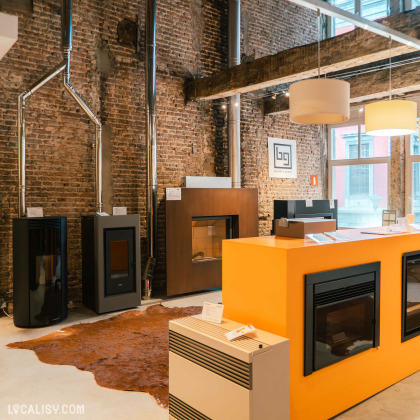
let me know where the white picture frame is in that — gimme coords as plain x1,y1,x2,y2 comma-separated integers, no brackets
268,137,297,179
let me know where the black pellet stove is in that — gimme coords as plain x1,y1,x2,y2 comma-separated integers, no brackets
13,217,68,328
81,214,141,314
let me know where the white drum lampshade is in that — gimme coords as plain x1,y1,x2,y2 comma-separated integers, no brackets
0,12,18,61
365,99,417,136
289,78,350,124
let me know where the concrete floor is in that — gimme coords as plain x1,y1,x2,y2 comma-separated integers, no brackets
0,291,222,420
1,289,420,420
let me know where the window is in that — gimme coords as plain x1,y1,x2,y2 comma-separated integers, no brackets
406,0,420,10
326,0,390,37
329,0,356,36
328,122,390,228
406,119,420,222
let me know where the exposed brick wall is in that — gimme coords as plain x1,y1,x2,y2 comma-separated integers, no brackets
390,136,405,218
0,0,321,308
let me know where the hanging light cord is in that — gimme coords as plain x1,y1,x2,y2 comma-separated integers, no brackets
389,36,392,101
317,9,321,79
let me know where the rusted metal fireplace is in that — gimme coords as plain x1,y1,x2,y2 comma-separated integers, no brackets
166,188,258,296
191,216,235,262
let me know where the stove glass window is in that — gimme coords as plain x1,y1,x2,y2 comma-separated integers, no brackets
192,217,233,262
110,240,129,279
314,294,374,372
403,255,420,340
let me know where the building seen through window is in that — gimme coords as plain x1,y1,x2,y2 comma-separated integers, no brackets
330,124,390,228
327,0,389,37
408,119,420,222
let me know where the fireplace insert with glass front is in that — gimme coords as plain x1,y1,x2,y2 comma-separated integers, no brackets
192,216,234,262
304,262,380,376
402,251,420,341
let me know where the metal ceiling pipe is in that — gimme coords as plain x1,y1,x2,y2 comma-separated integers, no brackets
17,0,102,217
62,0,102,213
61,0,72,51
228,0,241,188
143,0,157,299
18,61,67,217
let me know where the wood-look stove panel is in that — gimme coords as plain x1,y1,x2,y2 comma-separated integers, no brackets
166,188,258,296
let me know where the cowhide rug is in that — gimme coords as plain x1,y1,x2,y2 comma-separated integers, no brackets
7,304,202,408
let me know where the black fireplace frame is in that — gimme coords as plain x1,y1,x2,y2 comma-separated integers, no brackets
402,251,420,342
304,262,381,376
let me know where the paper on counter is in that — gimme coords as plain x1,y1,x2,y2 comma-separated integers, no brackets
361,227,403,235
325,231,352,241
201,301,224,324
305,233,334,244
225,324,255,341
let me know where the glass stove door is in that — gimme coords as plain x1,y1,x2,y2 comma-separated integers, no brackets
104,228,135,296
314,294,375,372
404,258,420,337
28,227,62,326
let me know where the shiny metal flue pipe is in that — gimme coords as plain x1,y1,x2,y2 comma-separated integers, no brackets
61,0,72,51
228,0,241,188
17,0,102,216
62,7,103,213
18,61,67,217
143,0,157,299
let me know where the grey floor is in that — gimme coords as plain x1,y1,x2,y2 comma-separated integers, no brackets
1,290,420,420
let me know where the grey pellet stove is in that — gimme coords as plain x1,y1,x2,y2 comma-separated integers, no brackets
81,215,141,314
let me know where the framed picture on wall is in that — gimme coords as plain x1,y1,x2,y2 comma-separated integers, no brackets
268,137,297,179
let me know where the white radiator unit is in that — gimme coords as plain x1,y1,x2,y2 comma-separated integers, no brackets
169,316,289,420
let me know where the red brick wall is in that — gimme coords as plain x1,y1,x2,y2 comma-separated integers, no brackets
0,0,322,307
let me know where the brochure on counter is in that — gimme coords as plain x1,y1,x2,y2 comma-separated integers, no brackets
305,233,334,244
325,231,353,241
305,231,354,244
361,226,408,235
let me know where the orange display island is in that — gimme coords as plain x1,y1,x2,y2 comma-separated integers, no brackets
222,229,420,420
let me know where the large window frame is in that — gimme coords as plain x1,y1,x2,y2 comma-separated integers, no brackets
325,0,417,38
328,113,391,228
405,116,420,218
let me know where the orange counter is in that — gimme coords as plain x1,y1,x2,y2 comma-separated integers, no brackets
223,229,420,420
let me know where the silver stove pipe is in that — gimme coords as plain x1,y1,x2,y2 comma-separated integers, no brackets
228,0,241,188
17,0,102,217
143,0,157,299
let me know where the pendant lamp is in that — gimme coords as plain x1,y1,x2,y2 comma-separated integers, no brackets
289,10,350,125
365,38,417,136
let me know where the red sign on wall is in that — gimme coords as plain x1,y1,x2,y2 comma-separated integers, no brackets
310,175,318,187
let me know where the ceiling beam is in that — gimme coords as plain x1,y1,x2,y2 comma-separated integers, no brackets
185,8,420,101
0,0,33,15
263,61,420,115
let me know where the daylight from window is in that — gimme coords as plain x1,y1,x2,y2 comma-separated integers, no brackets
409,119,420,221
328,0,389,36
330,125,390,228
